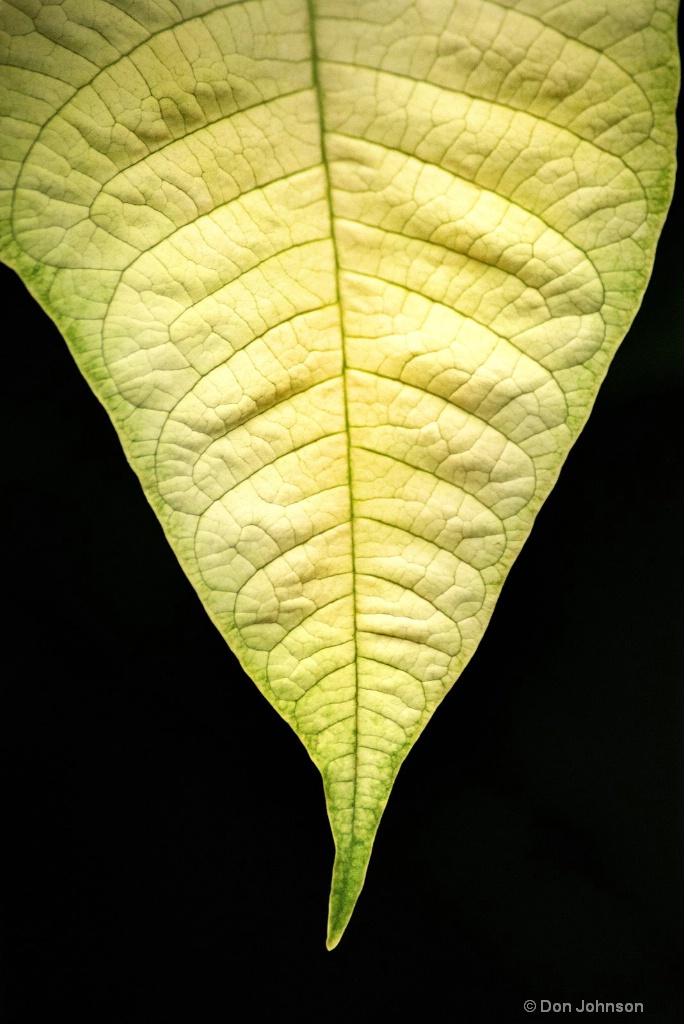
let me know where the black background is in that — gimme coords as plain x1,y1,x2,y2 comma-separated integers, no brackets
2,67,683,1024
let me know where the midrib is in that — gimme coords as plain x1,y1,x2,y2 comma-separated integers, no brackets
305,0,361,862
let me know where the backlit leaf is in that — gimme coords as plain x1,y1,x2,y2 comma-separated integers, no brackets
0,0,678,947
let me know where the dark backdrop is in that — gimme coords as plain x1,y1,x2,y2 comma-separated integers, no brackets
2,81,682,1024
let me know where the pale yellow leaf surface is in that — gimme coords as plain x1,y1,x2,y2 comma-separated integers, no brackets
0,0,678,946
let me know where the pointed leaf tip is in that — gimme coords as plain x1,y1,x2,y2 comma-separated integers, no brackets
327,880,362,950
324,823,381,948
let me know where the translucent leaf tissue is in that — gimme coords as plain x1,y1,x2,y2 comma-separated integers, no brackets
0,0,678,947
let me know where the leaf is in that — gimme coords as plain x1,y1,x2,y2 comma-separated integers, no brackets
0,0,679,948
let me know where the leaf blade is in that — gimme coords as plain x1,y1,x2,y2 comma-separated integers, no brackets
0,0,679,947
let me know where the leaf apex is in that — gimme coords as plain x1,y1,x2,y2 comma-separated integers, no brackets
324,831,376,949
